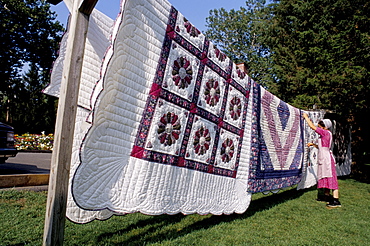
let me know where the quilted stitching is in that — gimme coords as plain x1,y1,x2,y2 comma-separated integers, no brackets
46,0,345,223
72,0,252,217
247,83,304,193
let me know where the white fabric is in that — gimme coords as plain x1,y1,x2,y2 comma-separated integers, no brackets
45,9,117,223
67,107,119,223
297,110,325,190
322,119,332,129
71,0,252,219
44,9,114,110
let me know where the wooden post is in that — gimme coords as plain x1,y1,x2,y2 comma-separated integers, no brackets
43,0,97,245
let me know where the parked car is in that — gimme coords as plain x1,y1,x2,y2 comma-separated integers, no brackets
0,122,18,163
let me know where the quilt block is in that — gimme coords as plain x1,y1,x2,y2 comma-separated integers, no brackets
130,10,251,179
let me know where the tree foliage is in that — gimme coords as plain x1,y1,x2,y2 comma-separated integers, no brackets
205,0,370,166
264,0,369,114
263,0,370,167
205,0,275,89
0,0,64,133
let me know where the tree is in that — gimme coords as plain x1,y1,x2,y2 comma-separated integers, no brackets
263,0,370,170
0,0,64,133
205,0,370,170
205,0,276,89
264,0,369,111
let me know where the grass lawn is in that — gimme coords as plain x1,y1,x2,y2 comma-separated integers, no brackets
0,178,369,245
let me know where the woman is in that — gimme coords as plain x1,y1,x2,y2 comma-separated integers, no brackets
303,113,341,208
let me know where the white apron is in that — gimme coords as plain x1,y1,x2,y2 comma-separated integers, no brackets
317,131,333,179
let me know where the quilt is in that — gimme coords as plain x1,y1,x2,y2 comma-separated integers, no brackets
331,118,352,176
44,9,114,110
45,9,117,223
71,0,252,218
247,83,304,193
46,0,342,223
297,110,325,190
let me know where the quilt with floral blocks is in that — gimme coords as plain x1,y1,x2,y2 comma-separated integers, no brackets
47,0,314,223
71,0,253,219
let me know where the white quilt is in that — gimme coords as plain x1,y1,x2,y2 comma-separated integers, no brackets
45,9,117,223
297,110,325,190
46,0,351,224
44,9,114,110
72,0,252,218
47,0,253,222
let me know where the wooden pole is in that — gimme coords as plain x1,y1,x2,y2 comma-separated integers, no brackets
43,0,97,245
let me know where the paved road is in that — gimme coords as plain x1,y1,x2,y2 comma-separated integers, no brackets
0,152,51,175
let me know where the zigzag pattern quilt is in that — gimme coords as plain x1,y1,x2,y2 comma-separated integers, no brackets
248,83,304,193
45,0,321,223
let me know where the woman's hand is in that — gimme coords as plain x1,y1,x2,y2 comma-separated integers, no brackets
302,112,317,131
307,142,318,148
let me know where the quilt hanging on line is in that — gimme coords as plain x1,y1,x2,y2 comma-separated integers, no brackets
71,0,253,218
297,110,325,190
247,83,304,193
44,9,118,223
45,0,311,223
331,118,352,177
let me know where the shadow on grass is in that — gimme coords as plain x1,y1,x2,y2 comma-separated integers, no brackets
96,213,186,244
97,187,309,245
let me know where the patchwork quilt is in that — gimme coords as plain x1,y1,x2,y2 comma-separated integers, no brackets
46,0,350,223
72,0,252,217
247,83,304,193
297,110,325,190
332,119,352,176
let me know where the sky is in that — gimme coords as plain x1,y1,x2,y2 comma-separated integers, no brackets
50,0,248,32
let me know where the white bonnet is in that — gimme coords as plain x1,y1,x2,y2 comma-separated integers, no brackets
322,119,332,129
